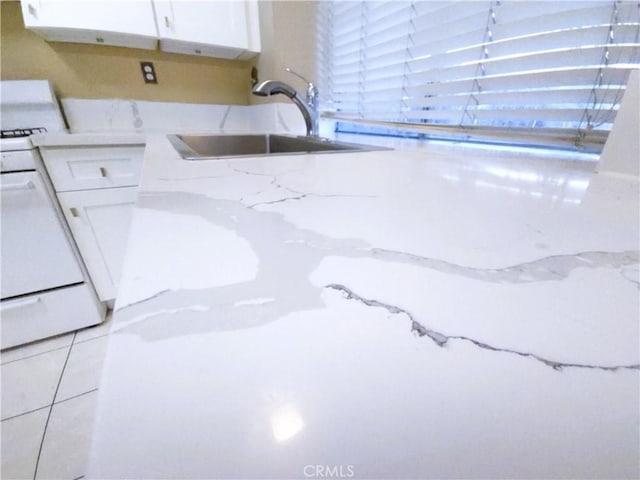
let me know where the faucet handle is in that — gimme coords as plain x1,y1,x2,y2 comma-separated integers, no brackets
285,68,316,89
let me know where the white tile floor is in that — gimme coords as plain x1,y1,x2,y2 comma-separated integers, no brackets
1,313,112,480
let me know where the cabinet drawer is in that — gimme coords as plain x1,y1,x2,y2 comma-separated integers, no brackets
41,145,144,192
1,284,105,349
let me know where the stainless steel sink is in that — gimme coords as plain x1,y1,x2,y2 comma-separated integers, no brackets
167,134,388,160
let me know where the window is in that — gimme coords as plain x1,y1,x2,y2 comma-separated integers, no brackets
317,1,640,152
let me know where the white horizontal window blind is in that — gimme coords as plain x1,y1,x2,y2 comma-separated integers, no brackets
317,0,640,152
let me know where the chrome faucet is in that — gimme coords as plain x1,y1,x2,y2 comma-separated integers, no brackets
252,68,319,136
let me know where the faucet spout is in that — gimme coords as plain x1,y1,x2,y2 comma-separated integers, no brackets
252,80,297,99
252,79,318,137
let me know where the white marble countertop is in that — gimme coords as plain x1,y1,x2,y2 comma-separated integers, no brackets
30,132,147,147
87,134,639,479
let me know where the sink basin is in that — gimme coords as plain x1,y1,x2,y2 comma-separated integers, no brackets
167,134,388,160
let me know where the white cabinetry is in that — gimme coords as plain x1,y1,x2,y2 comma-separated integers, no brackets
153,0,260,59
20,0,260,59
58,187,138,303
40,144,144,305
20,0,158,50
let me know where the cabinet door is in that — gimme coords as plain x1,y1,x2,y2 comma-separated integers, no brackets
58,187,138,303
154,0,259,59
21,0,158,50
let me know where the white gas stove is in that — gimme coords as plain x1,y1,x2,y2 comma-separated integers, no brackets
0,81,105,349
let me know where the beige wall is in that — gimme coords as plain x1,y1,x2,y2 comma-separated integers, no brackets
0,1,254,104
251,0,318,105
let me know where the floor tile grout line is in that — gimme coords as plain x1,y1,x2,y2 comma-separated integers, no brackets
54,388,99,406
75,332,110,346
32,331,77,480
0,404,51,423
0,388,99,423
1,331,110,366
1,343,73,366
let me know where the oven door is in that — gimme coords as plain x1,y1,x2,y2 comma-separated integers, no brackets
1,171,84,299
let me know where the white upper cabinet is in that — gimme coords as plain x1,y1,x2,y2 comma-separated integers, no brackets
153,0,260,59
20,0,260,59
20,0,158,50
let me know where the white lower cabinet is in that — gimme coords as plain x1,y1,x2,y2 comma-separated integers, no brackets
40,143,144,306
58,187,137,304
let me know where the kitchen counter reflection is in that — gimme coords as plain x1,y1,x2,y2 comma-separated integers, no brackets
87,134,639,479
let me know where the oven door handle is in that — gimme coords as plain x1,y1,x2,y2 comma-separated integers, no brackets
0,179,35,191
0,296,41,312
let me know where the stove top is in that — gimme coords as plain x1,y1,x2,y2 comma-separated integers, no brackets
0,127,47,139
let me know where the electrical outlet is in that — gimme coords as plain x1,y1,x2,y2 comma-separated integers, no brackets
140,62,157,84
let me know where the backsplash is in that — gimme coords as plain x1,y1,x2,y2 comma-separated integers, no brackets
61,99,308,135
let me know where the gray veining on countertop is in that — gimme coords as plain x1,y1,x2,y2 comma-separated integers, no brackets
88,134,640,479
